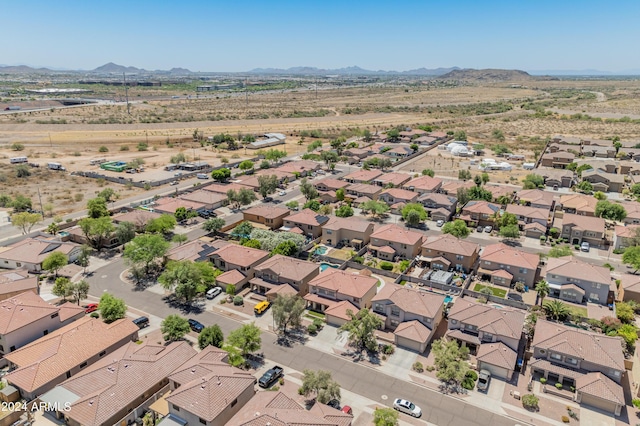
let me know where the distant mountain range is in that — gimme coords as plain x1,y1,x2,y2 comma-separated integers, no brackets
0,62,639,76
437,68,538,81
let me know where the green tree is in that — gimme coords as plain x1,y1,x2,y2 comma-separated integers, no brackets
617,324,638,353
577,181,593,192
272,294,306,334
271,240,299,257
442,220,470,238
467,186,493,201
499,224,520,239
171,234,188,245
458,169,472,181
299,369,341,404
543,299,570,321
623,246,640,272
174,207,197,223
321,150,339,166
99,292,127,323
227,323,262,357
335,205,354,217
422,169,435,177
115,221,136,245
16,165,31,178
481,172,490,184
231,221,254,239
10,212,41,234
535,280,550,306
52,277,72,301
453,130,467,141
78,216,115,250
362,129,373,142
300,178,319,200
123,234,170,275
473,174,482,187
259,159,271,169
11,195,32,212
203,217,225,233
198,325,225,349
286,200,299,210
431,338,469,387
0,194,12,208
97,188,117,202
593,191,607,201
77,244,92,274
211,168,231,182
242,239,262,249
522,174,544,189
338,308,383,353
159,260,211,303
161,315,190,341
303,199,321,211
373,407,399,426
494,212,518,228
616,302,636,324
46,222,60,235
595,200,627,222
227,188,257,209
335,188,345,202
87,197,109,218
265,149,287,163
360,200,389,218
70,280,90,305
42,251,68,277
238,160,254,171
386,128,400,141
401,203,427,226
257,174,278,199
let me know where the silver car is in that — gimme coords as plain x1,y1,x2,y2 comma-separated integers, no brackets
477,369,491,391
393,398,421,417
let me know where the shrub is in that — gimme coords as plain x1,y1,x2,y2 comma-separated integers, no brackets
412,362,424,372
11,143,25,151
353,256,364,264
425,365,435,372
632,398,640,409
540,377,547,384
522,394,539,410
561,416,570,423
379,261,394,271
98,146,109,152
574,245,580,251
382,344,395,355
462,377,475,390
555,383,563,390
540,235,547,243
137,143,148,151
233,296,243,305
90,312,99,318
312,318,323,329
515,282,525,292
465,370,478,381
307,323,318,334
279,377,284,385
120,145,129,151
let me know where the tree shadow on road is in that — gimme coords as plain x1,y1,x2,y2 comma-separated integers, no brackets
275,329,308,347
162,295,205,314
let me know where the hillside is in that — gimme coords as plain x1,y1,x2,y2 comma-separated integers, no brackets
437,68,534,81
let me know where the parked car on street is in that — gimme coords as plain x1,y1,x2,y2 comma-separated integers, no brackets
393,398,422,417
188,319,205,333
84,303,99,314
278,191,286,196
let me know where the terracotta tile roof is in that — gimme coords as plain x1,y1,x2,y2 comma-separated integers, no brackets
615,225,640,239
480,243,539,270
324,300,360,321
276,160,321,174
371,224,423,246
545,256,611,285
524,222,547,232
477,342,517,370
484,184,516,199
421,234,479,257
373,172,412,187
308,401,353,426
166,240,220,262
255,169,295,181
343,169,382,182
516,189,556,208
180,190,227,205
255,255,319,282
314,178,350,191
575,372,624,405
346,183,382,196
4,317,139,393
505,204,550,220
440,179,475,194
621,274,640,294
462,200,501,215
168,346,230,386
561,213,605,233
447,299,525,340
582,169,625,184
216,270,246,285
394,320,432,343
0,270,38,298
322,215,374,233
57,302,85,322
353,196,372,204
372,284,444,320
491,269,513,280
111,209,162,226
446,329,481,346
153,197,206,214
403,175,443,192
285,209,330,227
380,188,419,202
244,205,291,220
266,283,298,298
0,292,76,334
55,341,197,426
559,194,598,213
209,244,270,268
0,238,79,265
203,182,252,194
620,201,640,220
308,269,378,299
532,319,625,371
371,245,395,254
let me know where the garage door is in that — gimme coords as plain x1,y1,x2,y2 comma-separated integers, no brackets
396,336,424,353
579,393,618,415
478,361,509,380
326,314,347,327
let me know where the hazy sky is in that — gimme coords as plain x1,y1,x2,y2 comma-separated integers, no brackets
3,0,639,72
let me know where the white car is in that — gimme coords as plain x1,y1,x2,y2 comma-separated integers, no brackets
436,220,444,227
393,398,421,418
278,191,286,196
580,242,590,252
477,369,491,392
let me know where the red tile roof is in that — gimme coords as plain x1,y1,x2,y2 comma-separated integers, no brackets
371,224,423,246
308,269,377,299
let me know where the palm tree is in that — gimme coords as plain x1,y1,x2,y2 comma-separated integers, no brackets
543,299,570,321
535,280,550,306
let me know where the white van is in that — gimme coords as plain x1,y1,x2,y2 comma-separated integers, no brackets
206,287,222,299
197,173,210,179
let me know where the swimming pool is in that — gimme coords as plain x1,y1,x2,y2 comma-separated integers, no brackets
443,295,453,304
319,262,339,272
315,246,328,255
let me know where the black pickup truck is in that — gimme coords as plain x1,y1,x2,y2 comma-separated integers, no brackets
258,365,284,388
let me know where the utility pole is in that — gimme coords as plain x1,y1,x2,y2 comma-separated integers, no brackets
245,78,248,108
123,72,131,115
37,186,44,218
315,76,318,100
145,130,148,145
48,133,52,148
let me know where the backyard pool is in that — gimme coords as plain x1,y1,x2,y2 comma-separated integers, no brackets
315,246,328,255
319,262,339,272
443,295,453,304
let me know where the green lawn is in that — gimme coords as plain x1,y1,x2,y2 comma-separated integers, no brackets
568,305,588,318
474,283,507,298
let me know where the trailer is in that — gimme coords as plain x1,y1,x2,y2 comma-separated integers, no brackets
47,162,66,171
4,106,21,111
10,156,28,164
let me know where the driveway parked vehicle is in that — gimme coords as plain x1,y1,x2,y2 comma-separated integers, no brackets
477,370,491,391
393,398,422,417
436,220,444,227
84,303,99,314
484,226,493,233
581,242,590,252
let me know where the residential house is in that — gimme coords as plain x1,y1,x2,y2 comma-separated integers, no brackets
255,168,295,183
225,391,352,426
560,213,605,247
342,169,382,184
621,201,640,225
345,183,382,201
621,274,640,304
250,255,319,298
202,182,252,195
153,197,205,215
505,204,550,229
378,188,419,206
304,269,378,314
166,239,222,262
385,146,414,158
529,320,625,416
533,169,575,188
4,317,139,400
544,257,613,305
344,147,372,159
420,234,479,273
179,190,228,210
575,159,617,174
66,225,120,250
42,341,197,426
515,189,556,210
583,145,616,158
540,151,575,168
483,185,515,203
208,245,270,285
614,225,640,250
314,178,350,192
618,160,640,175
0,269,38,301
369,224,424,260
276,160,321,176
372,172,412,188
281,209,330,238
417,193,457,221
112,209,162,231
372,284,444,352
402,175,443,194
0,292,84,357
459,200,501,227
415,135,438,145
321,216,374,249
559,194,598,216
323,300,361,327
581,169,625,193
446,300,525,380
477,243,539,287
242,205,290,230
439,179,475,195
0,238,81,273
